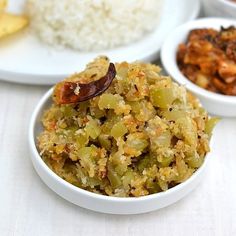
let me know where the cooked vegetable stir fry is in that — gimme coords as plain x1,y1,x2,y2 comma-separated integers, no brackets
38,57,216,197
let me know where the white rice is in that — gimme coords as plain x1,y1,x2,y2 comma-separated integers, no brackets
26,0,164,51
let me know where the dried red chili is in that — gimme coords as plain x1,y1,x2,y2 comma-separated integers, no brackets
54,63,116,104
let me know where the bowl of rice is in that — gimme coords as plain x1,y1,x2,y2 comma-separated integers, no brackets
26,0,164,51
29,57,216,214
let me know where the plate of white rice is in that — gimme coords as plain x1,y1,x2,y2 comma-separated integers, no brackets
0,0,200,85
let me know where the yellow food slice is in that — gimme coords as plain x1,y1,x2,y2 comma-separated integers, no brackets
0,0,7,11
0,13,28,39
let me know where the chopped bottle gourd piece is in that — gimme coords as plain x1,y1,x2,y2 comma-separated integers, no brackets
122,170,135,188
159,155,174,168
107,164,122,188
162,110,186,121
76,130,89,148
150,87,176,108
98,93,121,110
125,133,149,156
61,105,77,117
78,146,98,177
85,119,101,139
155,131,172,147
98,134,111,150
110,121,128,138
186,152,204,168
127,101,141,114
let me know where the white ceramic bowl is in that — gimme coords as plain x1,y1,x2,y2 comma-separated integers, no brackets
161,18,236,117
28,88,212,214
202,0,236,18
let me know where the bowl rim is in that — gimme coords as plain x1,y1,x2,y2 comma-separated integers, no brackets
219,0,236,8
29,87,210,203
161,17,236,105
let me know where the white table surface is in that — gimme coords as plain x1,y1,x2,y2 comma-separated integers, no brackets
0,79,235,236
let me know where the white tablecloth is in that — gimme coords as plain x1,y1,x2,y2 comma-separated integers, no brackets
0,80,236,236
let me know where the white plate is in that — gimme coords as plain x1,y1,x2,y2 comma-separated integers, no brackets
0,0,200,85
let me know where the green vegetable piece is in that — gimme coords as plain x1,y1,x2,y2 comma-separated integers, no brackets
78,146,98,177
162,110,185,121
122,170,135,187
76,131,88,148
138,156,152,172
159,155,174,167
98,93,121,110
127,101,141,114
78,146,97,160
114,164,128,176
85,119,101,139
126,133,149,151
150,87,176,108
176,117,197,147
158,178,168,191
90,107,106,119
61,105,77,117
98,134,111,150
107,164,122,188
110,121,128,138
146,179,161,194
101,114,121,134
156,131,171,147
78,145,97,158
205,117,219,136
186,153,204,168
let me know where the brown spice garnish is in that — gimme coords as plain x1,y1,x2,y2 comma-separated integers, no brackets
54,63,116,104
